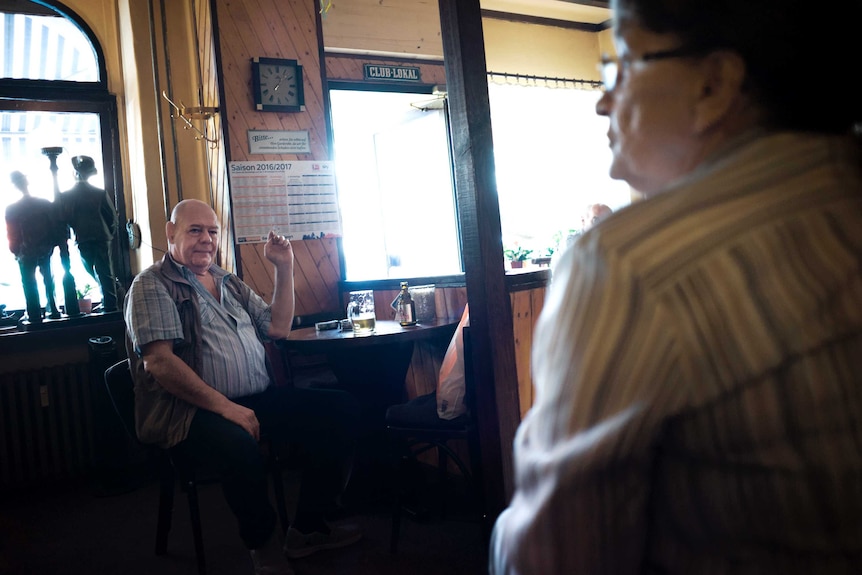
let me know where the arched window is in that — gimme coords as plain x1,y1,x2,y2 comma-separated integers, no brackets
0,0,126,323
1,5,99,82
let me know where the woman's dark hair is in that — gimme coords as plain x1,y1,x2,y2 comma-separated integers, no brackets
610,0,862,134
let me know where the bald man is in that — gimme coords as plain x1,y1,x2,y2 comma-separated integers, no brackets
581,203,613,232
125,200,360,575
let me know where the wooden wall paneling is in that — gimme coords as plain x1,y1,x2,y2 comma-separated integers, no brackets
222,93,255,159
286,242,318,315
298,237,342,311
435,285,468,322
236,244,274,299
371,285,468,324
530,286,548,333
237,245,267,297
290,238,340,315
245,1,325,153
235,237,340,317
215,0,260,161
345,286,466,321
214,0,341,314
218,0,328,161
217,2,266,143
215,0,275,288
508,284,547,418
242,0,328,157
323,55,352,79
526,284,546,414
269,2,329,151
373,289,400,322
509,290,533,419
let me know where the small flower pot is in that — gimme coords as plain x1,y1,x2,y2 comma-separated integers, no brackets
78,298,92,314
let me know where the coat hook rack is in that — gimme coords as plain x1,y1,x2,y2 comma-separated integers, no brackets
161,91,219,148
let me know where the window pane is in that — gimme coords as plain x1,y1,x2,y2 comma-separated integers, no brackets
489,83,631,258
1,111,104,313
330,89,461,280
0,6,99,82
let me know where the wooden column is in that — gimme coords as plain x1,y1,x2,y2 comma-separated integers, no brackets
438,0,521,517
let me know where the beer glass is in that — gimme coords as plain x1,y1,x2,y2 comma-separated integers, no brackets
346,290,376,335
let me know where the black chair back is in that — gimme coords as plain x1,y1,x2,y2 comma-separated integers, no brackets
104,359,136,441
102,357,290,575
386,322,487,553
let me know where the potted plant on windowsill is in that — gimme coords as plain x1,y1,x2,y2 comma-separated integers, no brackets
76,283,95,314
504,245,533,269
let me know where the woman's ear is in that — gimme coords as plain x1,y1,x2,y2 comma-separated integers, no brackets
693,50,747,134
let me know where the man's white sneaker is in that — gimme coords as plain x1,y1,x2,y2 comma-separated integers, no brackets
250,533,295,575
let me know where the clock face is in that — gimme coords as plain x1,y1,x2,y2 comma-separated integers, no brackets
252,58,305,112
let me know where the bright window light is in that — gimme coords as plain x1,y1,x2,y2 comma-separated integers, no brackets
330,89,461,281
329,82,631,282
0,111,104,312
489,82,631,257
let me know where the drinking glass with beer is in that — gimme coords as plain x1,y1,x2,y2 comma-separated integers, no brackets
346,290,376,335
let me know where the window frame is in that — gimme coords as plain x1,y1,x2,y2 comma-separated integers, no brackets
0,1,128,324
327,80,464,284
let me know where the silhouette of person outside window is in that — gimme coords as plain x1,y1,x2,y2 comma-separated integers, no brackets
59,156,119,312
5,171,63,323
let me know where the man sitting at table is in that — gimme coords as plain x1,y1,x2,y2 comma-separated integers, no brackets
125,199,361,575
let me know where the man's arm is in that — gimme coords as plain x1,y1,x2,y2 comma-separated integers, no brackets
263,230,294,339
6,214,20,255
140,339,261,440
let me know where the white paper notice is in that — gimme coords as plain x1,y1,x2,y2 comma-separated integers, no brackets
228,161,342,243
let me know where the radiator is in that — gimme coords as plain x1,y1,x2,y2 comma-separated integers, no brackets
0,362,96,489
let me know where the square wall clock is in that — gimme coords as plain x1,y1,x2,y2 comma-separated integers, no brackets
251,57,305,112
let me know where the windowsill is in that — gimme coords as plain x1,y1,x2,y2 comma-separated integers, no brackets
342,268,551,294
0,312,126,354
505,267,550,291
341,273,467,292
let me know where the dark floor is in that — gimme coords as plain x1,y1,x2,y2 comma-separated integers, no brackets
0,461,488,575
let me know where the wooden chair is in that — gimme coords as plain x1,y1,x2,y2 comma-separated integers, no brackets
103,359,290,575
384,325,486,553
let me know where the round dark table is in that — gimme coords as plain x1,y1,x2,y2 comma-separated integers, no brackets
279,317,458,410
284,320,458,400
279,318,459,503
